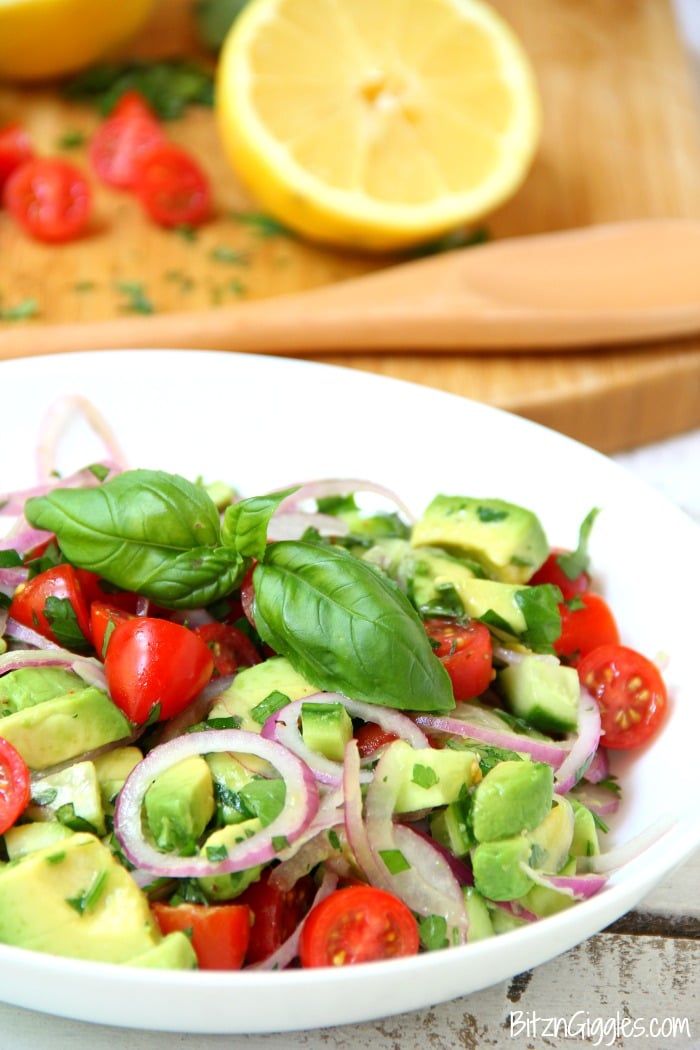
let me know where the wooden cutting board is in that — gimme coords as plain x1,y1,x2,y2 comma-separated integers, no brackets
1,0,699,453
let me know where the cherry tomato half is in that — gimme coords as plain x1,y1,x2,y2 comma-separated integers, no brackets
354,721,399,758
111,89,159,123
0,737,31,836
578,643,668,750
9,563,92,651
103,617,214,724
530,549,591,601
152,901,251,970
89,112,165,189
134,142,211,227
236,869,316,964
555,592,620,665
192,622,261,676
0,122,34,192
299,885,420,968
89,600,134,659
4,157,91,243
423,618,493,700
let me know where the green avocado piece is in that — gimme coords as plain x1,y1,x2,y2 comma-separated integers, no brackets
570,799,601,858
3,821,74,861
128,930,198,970
28,759,106,836
519,857,578,918
412,495,549,584
0,667,85,716
0,687,131,770
430,793,475,857
197,819,265,901
0,832,161,961
498,655,580,733
472,835,534,901
380,740,480,813
92,745,143,814
209,656,318,734
144,755,215,854
471,760,554,842
301,701,353,762
527,798,575,874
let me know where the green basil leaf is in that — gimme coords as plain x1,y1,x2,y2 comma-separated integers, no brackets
556,507,601,581
253,540,454,713
221,488,296,559
514,583,562,653
43,596,92,653
24,469,243,608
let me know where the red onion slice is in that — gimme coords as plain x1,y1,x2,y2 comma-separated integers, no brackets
273,478,416,524
554,688,602,794
113,729,319,877
250,868,339,972
415,708,569,769
578,814,676,875
0,647,108,690
36,394,128,482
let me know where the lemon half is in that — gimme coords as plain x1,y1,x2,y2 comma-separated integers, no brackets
0,0,155,82
216,0,541,251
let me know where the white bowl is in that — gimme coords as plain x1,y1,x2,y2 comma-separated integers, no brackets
0,349,698,1034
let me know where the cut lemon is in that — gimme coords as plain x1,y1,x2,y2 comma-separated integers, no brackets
216,0,541,251
0,0,155,82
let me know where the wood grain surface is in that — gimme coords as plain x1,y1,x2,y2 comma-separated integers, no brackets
1,0,699,452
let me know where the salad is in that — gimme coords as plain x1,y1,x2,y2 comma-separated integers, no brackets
0,399,669,972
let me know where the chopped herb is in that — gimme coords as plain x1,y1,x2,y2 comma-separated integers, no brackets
230,211,293,239
73,280,96,293
250,690,290,725
327,828,342,851
88,463,111,482
564,594,586,611
205,843,229,862
45,851,67,865
557,507,601,581
64,60,215,121
477,505,508,523
272,835,290,852
406,225,489,259
0,550,22,568
0,298,40,321
210,245,250,265
32,787,59,807
378,848,411,874
227,278,247,297
165,270,195,292
66,869,108,915
55,803,99,833
57,129,87,149
411,763,439,789
117,281,155,315
198,715,242,731
173,224,198,242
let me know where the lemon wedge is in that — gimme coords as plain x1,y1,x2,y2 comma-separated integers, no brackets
216,0,541,251
0,0,155,82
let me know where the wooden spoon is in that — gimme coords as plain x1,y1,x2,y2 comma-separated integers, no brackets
2,220,699,359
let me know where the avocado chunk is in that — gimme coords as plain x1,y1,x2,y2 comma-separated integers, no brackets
412,495,549,584
0,686,131,770
92,745,143,814
498,655,580,733
144,755,215,854
471,760,554,842
472,835,534,901
28,759,106,836
430,793,475,857
519,857,578,918
301,701,353,762
527,797,574,873
3,820,74,861
379,740,480,813
209,656,318,734
570,799,601,858
128,931,198,970
0,667,85,716
0,832,161,961
197,819,265,901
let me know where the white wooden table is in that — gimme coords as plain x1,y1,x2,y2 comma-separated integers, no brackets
1,428,698,1050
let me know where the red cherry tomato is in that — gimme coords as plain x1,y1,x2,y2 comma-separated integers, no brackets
578,644,668,750
423,618,493,700
299,885,420,968
89,112,165,189
111,90,159,123
555,592,620,665
9,563,92,651
530,550,591,601
4,158,91,243
133,142,211,227
236,869,316,964
0,738,31,835
152,901,251,970
192,622,261,676
89,601,135,659
354,721,399,758
103,617,214,724
0,122,34,192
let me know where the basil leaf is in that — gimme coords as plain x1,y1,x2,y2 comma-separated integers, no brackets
24,469,244,608
556,507,601,581
43,596,92,653
253,540,454,713
221,488,296,559
514,583,562,653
